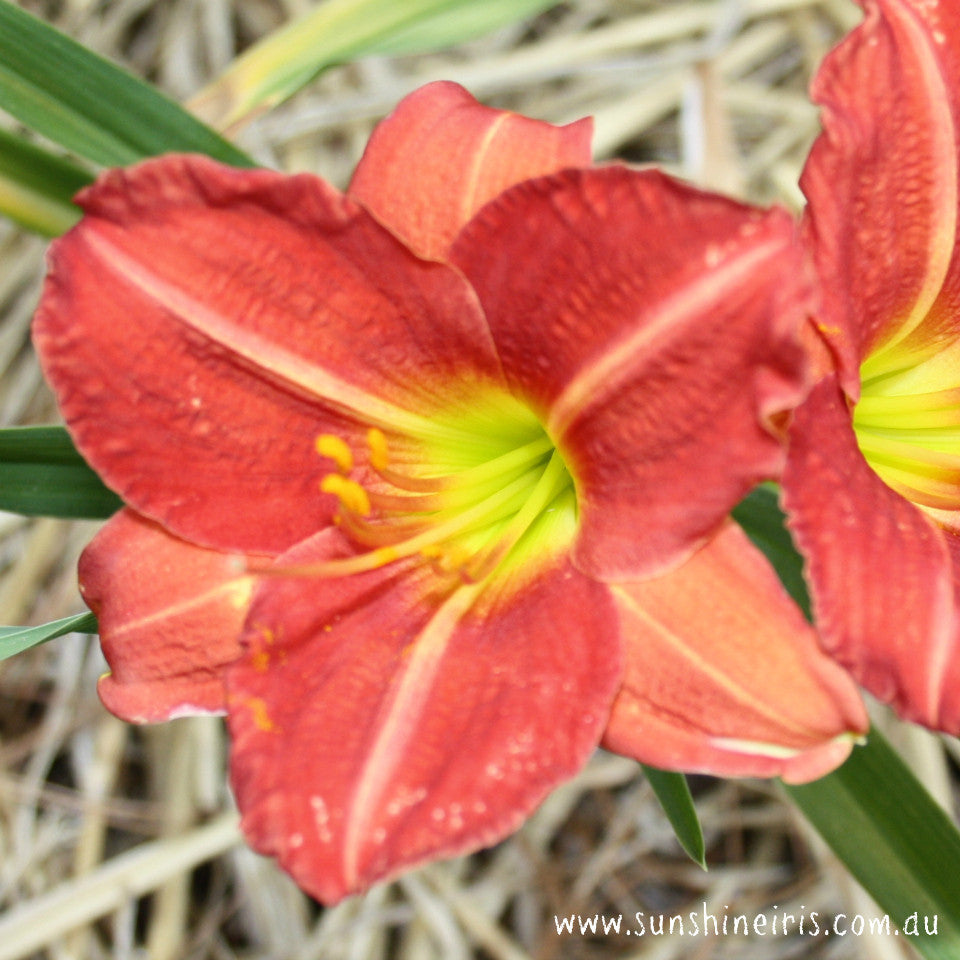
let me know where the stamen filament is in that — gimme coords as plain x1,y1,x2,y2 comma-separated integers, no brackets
372,463,453,494
859,342,940,389
856,432,960,480
367,490,448,514
851,423,960,448
255,469,542,579
445,435,554,485
856,389,960,416
336,509,428,548
866,461,960,510
462,452,570,582
370,434,553,494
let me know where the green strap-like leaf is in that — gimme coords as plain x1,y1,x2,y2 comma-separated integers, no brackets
0,126,89,235
190,0,558,131
0,0,253,168
786,731,960,959
0,611,98,660
734,485,960,958
0,425,122,519
731,483,809,616
369,0,559,57
642,764,706,868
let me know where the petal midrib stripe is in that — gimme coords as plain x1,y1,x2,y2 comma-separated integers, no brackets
82,229,446,439
110,577,253,638
342,582,483,888
611,584,822,741
547,234,790,439
862,0,958,362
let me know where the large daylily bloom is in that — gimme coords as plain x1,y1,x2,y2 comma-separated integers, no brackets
35,83,865,902
784,0,960,731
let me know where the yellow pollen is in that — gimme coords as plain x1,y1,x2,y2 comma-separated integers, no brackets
367,427,390,472
247,697,276,733
315,434,354,473
320,474,371,516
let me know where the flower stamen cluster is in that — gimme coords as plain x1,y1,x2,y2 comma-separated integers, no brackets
853,350,960,511
274,420,575,585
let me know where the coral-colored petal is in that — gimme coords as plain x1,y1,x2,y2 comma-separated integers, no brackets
81,509,256,723
783,377,960,732
227,529,619,903
451,167,811,580
801,0,960,388
348,81,593,260
34,155,504,555
603,523,867,784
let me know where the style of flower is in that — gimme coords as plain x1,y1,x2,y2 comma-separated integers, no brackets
34,82,866,902
784,0,960,731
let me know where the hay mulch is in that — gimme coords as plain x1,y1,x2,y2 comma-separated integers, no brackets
0,1,954,958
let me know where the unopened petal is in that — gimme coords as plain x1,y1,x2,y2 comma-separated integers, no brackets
349,81,592,260
452,167,811,581
82,509,256,723
603,523,867,784
227,528,619,904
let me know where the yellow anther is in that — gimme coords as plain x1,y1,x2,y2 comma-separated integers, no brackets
367,427,390,472
320,474,371,516
315,434,354,474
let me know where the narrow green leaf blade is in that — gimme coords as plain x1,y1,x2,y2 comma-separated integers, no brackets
642,764,706,868
786,730,960,959
731,484,810,616
0,127,89,235
0,426,122,519
190,0,558,131
732,486,960,956
0,0,253,168
0,612,98,660
347,0,559,57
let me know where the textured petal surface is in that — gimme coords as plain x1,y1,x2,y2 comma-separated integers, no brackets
227,529,620,903
602,523,867,784
34,155,504,555
81,509,255,723
783,378,960,732
801,0,960,388
451,167,811,581
348,81,593,260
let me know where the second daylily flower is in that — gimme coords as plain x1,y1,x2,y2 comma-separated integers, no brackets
34,83,865,902
785,0,960,732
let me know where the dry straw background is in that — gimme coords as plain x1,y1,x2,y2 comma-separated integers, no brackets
0,1,956,958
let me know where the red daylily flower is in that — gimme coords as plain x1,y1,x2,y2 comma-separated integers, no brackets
35,82,866,902
784,0,960,731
